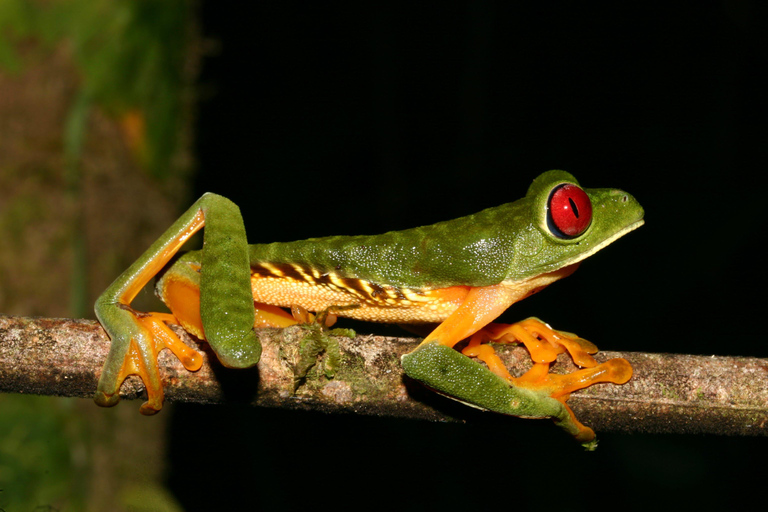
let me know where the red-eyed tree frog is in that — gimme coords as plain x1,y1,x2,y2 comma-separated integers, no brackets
94,170,644,448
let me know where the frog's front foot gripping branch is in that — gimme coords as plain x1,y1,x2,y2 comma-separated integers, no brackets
95,194,260,414
401,317,632,449
94,311,204,414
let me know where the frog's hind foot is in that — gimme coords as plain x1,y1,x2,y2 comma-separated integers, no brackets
515,358,633,397
513,358,632,445
459,319,632,446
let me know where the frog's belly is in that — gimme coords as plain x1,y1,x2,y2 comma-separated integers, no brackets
250,273,470,324
249,263,577,325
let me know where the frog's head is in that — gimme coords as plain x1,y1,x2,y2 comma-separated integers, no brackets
508,170,644,280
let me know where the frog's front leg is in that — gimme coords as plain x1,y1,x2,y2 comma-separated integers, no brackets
400,284,631,447
94,309,204,414
95,193,259,414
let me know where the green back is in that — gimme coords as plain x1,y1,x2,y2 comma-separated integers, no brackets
248,202,523,289
247,171,644,290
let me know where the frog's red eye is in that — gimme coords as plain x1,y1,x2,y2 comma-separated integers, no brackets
547,184,592,238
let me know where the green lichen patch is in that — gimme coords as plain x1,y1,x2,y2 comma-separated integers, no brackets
279,323,354,392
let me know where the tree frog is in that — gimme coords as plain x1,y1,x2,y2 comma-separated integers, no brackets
94,170,643,448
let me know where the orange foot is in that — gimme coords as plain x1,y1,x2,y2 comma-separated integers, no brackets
515,359,632,442
95,312,203,415
460,317,632,444
481,317,599,366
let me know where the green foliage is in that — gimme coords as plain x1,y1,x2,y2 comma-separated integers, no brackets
0,0,192,178
0,0,36,72
0,395,87,511
0,396,184,511
61,0,190,176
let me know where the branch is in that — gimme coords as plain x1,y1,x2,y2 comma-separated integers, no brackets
1,314,766,436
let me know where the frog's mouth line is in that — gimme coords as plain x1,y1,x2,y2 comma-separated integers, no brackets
564,218,645,268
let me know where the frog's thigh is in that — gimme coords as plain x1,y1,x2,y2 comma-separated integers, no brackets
159,267,204,339
253,303,298,328
161,266,298,332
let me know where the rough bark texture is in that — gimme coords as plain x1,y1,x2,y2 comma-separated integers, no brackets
1,314,766,436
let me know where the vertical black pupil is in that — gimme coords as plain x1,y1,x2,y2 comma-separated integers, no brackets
569,197,580,218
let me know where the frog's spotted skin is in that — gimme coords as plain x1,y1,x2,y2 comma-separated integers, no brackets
95,170,643,447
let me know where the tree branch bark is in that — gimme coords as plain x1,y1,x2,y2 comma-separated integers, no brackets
1,314,766,436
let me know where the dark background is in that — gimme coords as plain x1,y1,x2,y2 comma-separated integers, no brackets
172,2,766,510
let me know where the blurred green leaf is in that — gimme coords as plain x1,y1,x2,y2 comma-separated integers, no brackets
0,395,87,511
0,0,192,177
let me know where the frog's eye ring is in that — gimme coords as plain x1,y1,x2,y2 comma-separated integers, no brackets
547,184,592,238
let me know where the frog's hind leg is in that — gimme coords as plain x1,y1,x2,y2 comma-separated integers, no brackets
513,358,632,443
401,285,632,447
515,359,632,398
465,317,632,443
158,255,298,332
